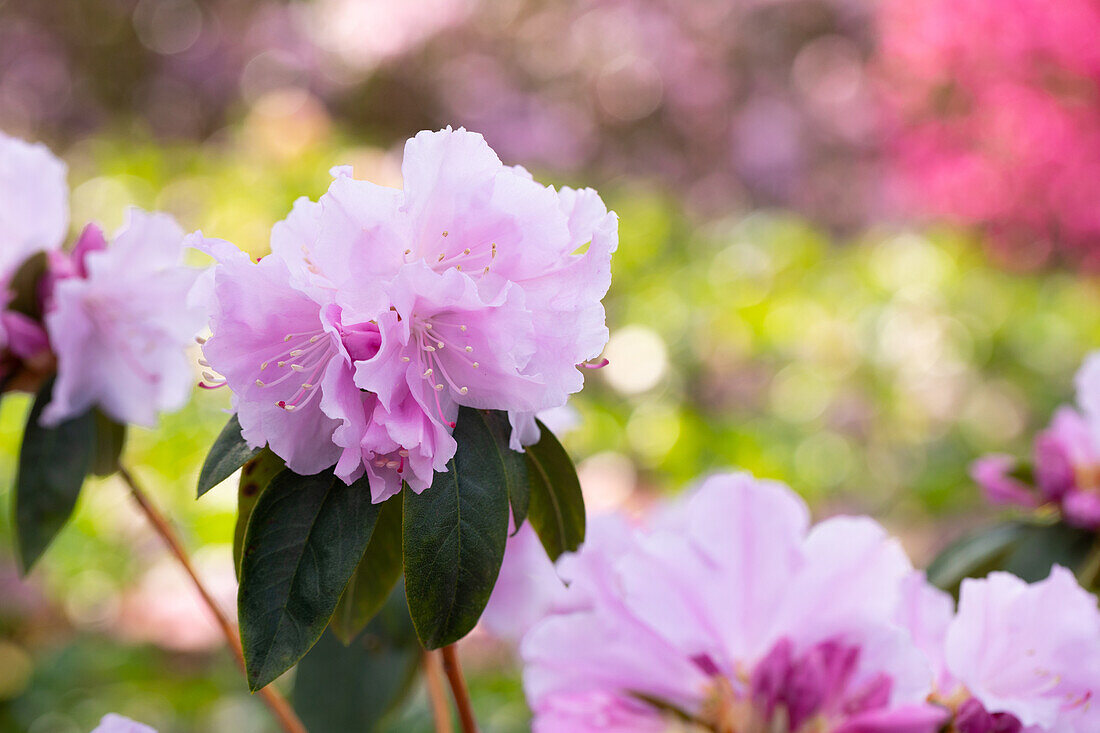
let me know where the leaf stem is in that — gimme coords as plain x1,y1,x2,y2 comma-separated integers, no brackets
118,466,308,733
423,651,454,733
441,644,478,733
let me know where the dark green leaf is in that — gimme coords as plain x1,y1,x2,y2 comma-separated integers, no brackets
13,379,96,573
293,583,421,733
238,468,381,690
403,406,511,649
331,494,404,644
197,414,261,498
233,448,284,579
90,411,126,477
1003,522,1096,583
525,419,585,561
7,252,48,319
479,410,529,532
927,521,1030,595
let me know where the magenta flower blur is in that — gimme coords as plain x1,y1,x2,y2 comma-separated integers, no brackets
972,352,1100,528
521,472,948,733
42,209,208,426
876,0,1100,267
942,567,1100,732
200,128,617,497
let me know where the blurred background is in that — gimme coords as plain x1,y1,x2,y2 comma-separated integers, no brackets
3,0,1100,730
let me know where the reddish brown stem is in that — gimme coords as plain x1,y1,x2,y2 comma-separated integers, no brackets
440,644,478,733
119,466,308,733
423,650,454,733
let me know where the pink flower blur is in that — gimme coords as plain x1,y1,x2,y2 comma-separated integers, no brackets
199,128,617,497
42,209,208,427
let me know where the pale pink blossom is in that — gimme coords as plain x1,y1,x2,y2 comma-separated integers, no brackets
201,128,616,494
521,472,948,732
0,130,68,278
90,714,156,733
943,567,1100,732
41,209,207,426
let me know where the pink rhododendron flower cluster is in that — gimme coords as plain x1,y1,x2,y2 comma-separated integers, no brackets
503,471,1100,732
198,127,617,500
520,472,948,732
876,0,1100,267
972,352,1100,529
0,131,210,427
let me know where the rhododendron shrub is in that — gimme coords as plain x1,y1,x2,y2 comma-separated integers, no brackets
194,127,610,691
0,133,208,572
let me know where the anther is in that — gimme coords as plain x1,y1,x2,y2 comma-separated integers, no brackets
404,248,411,255
438,253,446,262
472,362,479,368
198,358,211,367
398,450,409,457
195,336,207,344
423,368,433,378
386,461,400,469
202,371,218,381
291,364,305,372
261,361,269,370
465,346,473,352
459,387,468,394
284,334,293,342
460,325,467,332
425,345,436,352
284,405,297,412
255,379,265,387
434,383,444,391
463,248,470,255
310,335,320,343
401,356,411,362
425,323,432,329
302,383,314,390
277,361,287,367
289,349,304,356
442,230,449,237
437,342,444,348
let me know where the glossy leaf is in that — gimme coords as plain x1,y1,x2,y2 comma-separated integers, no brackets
233,448,284,579
525,419,585,561
927,521,1030,595
293,583,421,733
1002,522,1096,583
90,411,126,478
13,379,96,573
197,414,261,498
331,494,404,644
479,410,530,532
403,407,511,649
238,468,381,690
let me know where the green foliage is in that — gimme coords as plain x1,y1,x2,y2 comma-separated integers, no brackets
294,584,422,733
403,407,512,649
12,380,97,573
929,519,1098,595
232,447,284,578
331,494,404,644
197,414,260,498
525,420,586,561
480,410,530,532
238,468,381,691
90,411,126,478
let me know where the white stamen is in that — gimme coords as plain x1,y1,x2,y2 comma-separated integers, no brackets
310,335,321,343
423,368,433,378
437,342,444,349
255,379,265,387
398,450,409,457
284,334,293,342
465,346,473,352
284,405,297,412
277,361,287,367
261,361,269,370
289,349,304,356
291,364,305,372
472,362,479,368
459,387,468,394
424,345,436,352
401,356,411,362
202,371,218,381
198,358,211,367
434,383,443,391
302,383,314,390
386,460,400,469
